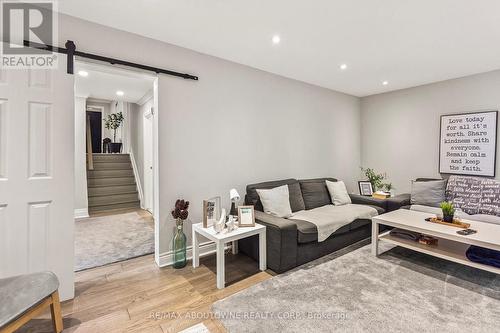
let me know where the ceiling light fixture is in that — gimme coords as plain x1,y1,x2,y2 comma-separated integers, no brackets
78,70,88,77
382,81,389,86
340,64,347,70
272,35,281,44
116,90,124,96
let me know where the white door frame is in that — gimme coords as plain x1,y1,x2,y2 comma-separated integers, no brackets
153,77,161,265
75,61,161,267
143,106,154,214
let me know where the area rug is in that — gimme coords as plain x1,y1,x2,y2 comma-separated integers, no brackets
212,242,500,332
75,212,154,271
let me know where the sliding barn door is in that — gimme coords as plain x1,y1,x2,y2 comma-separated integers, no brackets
0,61,75,300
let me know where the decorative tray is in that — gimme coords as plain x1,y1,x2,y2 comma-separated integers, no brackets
425,217,470,229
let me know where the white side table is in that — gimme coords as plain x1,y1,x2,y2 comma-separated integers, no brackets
192,223,266,289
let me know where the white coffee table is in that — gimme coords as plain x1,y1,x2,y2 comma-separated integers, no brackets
372,209,500,274
192,223,266,289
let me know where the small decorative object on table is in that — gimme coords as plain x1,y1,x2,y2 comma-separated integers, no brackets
358,181,373,196
226,215,237,233
425,216,470,229
213,208,226,234
372,190,391,199
203,196,221,228
418,235,439,246
238,206,255,227
171,199,189,269
440,201,455,223
229,188,240,218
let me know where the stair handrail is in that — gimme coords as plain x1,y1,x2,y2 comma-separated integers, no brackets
86,114,94,170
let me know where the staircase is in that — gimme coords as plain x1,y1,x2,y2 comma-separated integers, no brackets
87,154,140,213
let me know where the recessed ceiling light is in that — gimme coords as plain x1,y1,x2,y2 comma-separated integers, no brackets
340,64,347,70
78,70,88,77
116,90,124,96
382,81,389,86
272,35,281,44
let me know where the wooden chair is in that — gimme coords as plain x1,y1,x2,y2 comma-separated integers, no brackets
0,272,63,333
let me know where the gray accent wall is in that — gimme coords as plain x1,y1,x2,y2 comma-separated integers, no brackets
361,70,500,193
59,14,361,256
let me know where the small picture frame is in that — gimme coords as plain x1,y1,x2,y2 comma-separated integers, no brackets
358,181,373,196
238,206,255,227
203,196,221,228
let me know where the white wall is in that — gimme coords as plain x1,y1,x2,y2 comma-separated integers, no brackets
129,98,155,210
74,97,89,218
58,14,361,257
361,70,500,193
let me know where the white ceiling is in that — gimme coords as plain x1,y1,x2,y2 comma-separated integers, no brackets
60,0,500,97
75,62,154,103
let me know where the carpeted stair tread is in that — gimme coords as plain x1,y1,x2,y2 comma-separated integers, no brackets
88,185,138,197
88,177,136,187
88,201,141,213
92,153,131,163
88,193,140,207
87,169,134,178
86,154,140,212
91,162,133,170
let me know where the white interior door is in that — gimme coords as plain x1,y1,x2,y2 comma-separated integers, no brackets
143,107,153,213
0,62,75,300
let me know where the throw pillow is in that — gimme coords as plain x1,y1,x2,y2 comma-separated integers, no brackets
326,180,352,206
256,185,293,218
410,179,446,207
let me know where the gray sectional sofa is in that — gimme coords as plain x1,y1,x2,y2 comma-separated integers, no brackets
402,176,500,225
238,177,407,273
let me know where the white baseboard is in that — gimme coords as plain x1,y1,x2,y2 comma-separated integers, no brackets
157,241,230,267
74,208,89,219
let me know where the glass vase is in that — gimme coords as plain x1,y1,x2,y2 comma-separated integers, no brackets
173,218,187,268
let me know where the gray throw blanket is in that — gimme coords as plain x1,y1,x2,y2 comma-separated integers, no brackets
290,204,378,242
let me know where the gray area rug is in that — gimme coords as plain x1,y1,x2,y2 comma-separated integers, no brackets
212,242,500,332
75,212,154,271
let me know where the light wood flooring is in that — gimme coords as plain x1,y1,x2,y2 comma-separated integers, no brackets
18,251,272,332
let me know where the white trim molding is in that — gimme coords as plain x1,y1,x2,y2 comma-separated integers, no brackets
129,150,144,209
74,208,89,219
158,240,230,267
137,89,153,106
86,97,113,105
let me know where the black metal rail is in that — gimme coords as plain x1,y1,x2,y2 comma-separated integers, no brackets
23,40,199,80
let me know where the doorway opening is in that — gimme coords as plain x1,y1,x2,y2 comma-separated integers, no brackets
86,109,102,153
74,61,157,271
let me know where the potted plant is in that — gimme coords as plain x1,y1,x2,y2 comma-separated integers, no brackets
361,167,393,194
171,199,189,269
104,112,124,153
440,201,455,223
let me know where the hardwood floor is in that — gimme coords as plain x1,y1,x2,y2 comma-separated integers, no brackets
17,252,272,333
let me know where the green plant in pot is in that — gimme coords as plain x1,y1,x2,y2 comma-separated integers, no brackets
104,112,124,153
440,201,455,223
361,167,394,193
171,199,189,269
